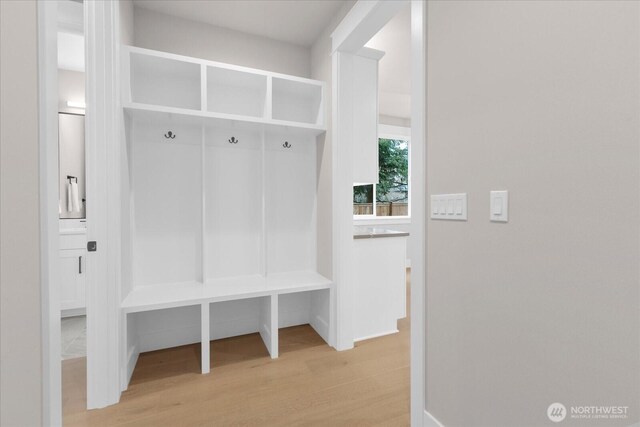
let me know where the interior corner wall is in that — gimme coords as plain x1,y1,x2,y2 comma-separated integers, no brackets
132,7,311,78
425,1,640,426
119,0,134,46
311,0,356,279
0,1,44,425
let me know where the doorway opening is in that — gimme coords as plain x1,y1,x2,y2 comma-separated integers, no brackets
39,1,427,424
57,0,89,418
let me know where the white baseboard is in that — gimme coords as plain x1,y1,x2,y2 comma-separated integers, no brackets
279,308,311,329
310,314,329,342
211,317,259,341
125,344,139,390
139,324,201,353
423,410,444,427
354,329,399,343
259,322,272,355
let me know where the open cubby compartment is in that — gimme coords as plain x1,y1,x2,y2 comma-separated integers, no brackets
130,118,203,288
272,77,323,125
130,305,203,354
204,126,263,280
210,295,277,358
207,66,267,118
279,288,330,346
265,130,317,274
129,51,201,110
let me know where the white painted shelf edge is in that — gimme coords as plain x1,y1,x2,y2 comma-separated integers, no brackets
123,102,327,137
123,45,327,133
121,270,333,314
125,45,325,88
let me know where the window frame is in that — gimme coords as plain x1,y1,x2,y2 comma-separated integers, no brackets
353,124,411,224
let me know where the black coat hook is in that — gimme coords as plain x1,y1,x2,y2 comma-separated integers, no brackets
283,141,292,148
164,131,176,139
229,136,239,144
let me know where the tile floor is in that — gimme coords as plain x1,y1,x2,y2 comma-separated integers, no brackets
61,316,86,360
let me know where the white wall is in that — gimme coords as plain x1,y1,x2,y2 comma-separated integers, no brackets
379,114,410,128
119,0,134,46
133,7,311,78
426,1,640,426
0,1,43,425
58,69,85,114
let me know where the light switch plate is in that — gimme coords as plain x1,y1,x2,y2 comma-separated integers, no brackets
430,193,467,220
490,190,508,222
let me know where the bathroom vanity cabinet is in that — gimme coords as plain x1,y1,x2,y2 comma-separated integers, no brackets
59,222,87,317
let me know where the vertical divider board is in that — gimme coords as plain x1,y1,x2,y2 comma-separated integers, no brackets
261,129,267,277
201,124,206,285
200,64,207,112
265,76,273,121
201,302,210,374
259,295,278,359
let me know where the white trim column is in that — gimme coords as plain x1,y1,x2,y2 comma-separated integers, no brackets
37,1,61,424
332,50,356,350
410,1,427,425
85,0,122,408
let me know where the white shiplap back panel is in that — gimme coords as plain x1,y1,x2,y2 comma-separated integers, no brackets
204,126,263,279
265,131,317,274
132,120,202,287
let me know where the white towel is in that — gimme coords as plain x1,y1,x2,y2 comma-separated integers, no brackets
71,181,81,213
67,181,73,212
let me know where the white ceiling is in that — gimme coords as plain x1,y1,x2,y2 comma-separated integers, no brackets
365,3,411,119
366,4,411,95
133,0,348,47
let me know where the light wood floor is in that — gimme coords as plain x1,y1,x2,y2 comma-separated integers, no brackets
63,282,410,426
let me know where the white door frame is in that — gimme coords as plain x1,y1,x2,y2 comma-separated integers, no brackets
409,2,427,425
331,1,427,425
37,1,61,425
38,0,123,421
84,0,122,409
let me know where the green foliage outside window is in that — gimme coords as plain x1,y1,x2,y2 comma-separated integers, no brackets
354,138,408,204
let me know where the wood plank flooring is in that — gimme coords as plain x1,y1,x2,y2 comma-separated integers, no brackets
63,281,410,426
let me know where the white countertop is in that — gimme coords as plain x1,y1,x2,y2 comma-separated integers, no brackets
353,227,410,239
59,219,87,235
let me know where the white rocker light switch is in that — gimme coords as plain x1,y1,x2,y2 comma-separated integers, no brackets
430,193,467,221
490,190,508,222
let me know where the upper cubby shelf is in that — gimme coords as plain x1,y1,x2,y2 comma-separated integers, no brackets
122,46,326,136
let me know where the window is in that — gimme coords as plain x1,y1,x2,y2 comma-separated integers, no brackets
354,127,410,219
